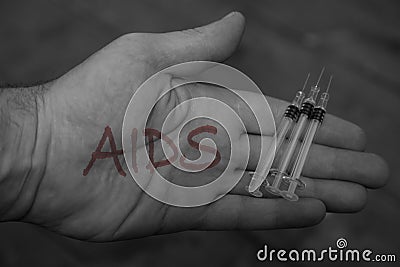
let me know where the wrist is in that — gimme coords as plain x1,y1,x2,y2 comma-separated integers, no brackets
0,84,50,221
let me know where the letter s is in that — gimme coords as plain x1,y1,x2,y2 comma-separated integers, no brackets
179,125,221,171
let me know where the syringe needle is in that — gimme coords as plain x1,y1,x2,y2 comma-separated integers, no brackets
325,75,333,94
315,67,325,87
302,73,311,91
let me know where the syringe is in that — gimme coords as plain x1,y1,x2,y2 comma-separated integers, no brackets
265,68,324,195
245,74,309,197
281,76,332,201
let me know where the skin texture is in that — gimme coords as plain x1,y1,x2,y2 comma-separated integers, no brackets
0,12,389,241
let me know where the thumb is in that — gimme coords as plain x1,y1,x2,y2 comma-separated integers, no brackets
154,12,245,69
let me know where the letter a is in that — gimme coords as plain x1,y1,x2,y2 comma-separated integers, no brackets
83,126,126,177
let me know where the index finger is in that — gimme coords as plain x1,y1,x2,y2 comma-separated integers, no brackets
177,83,366,151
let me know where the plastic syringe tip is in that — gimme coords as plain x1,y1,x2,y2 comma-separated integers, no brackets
291,74,309,106
292,90,305,107
317,75,332,109
304,68,325,103
305,85,320,104
292,73,310,107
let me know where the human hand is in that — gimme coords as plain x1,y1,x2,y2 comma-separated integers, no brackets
0,12,388,241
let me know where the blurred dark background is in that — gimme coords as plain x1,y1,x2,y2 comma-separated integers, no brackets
0,0,399,266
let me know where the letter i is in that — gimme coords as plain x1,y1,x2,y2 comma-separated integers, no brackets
131,128,138,173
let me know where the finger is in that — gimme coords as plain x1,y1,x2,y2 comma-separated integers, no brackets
224,89,366,151
175,82,275,136
166,82,360,148
266,96,367,151
232,172,367,212
197,195,325,230
246,135,388,188
153,12,245,69
297,178,367,212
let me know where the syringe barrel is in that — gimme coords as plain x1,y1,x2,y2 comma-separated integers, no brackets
277,93,316,174
291,104,327,180
277,114,308,173
247,114,293,192
255,115,293,176
290,120,320,180
276,116,293,150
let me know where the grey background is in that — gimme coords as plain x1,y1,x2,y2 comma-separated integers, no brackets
0,0,399,266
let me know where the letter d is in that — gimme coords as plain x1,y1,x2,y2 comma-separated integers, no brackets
257,245,268,261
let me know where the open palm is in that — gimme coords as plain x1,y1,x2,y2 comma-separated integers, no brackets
14,13,387,241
